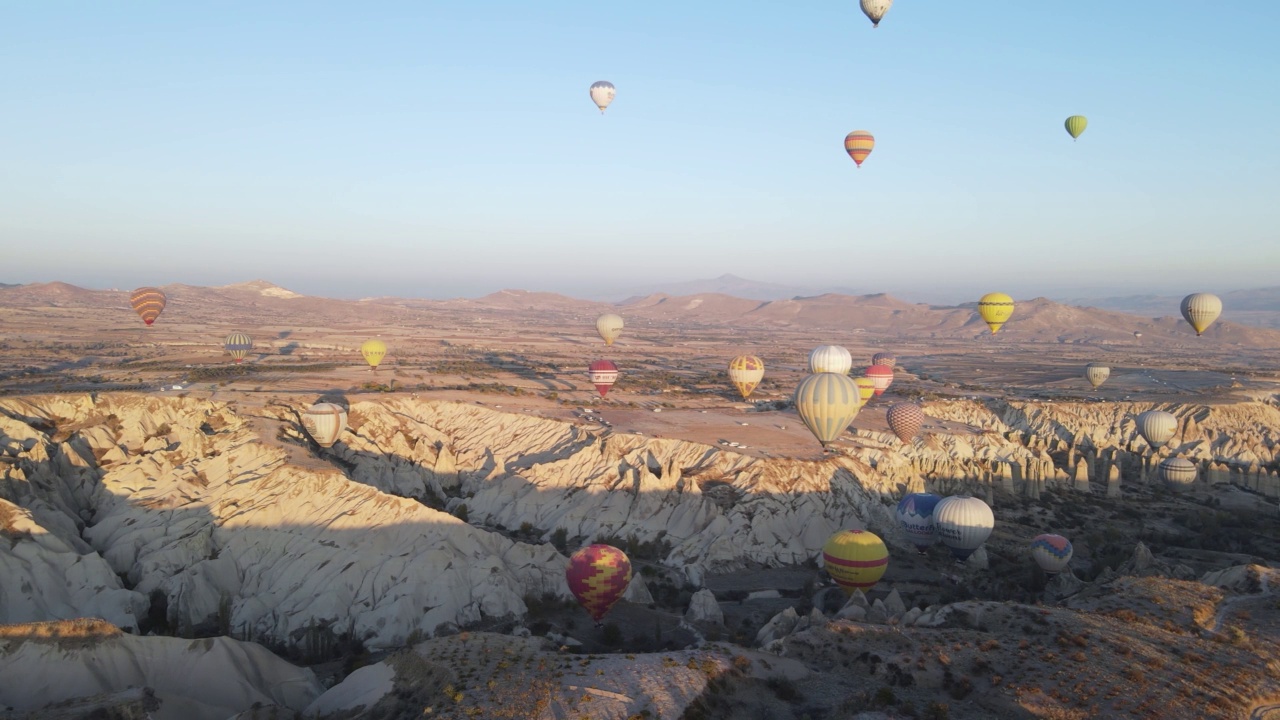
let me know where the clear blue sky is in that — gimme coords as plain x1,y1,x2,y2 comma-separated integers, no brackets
2,2,1278,302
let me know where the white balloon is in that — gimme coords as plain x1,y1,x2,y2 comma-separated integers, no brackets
302,403,347,448
808,345,852,375
934,495,994,562
859,0,894,27
589,81,616,113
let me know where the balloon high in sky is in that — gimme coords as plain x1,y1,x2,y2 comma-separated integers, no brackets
3,4,1279,300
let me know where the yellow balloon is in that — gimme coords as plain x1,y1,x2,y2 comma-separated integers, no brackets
822,530,889,594
361,339,387,369
977,293,1015,334
596,314,624,346
794,373,861,447
727,355,765,400
853,377,876,406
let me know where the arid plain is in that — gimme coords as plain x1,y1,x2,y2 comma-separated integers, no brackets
2,280,1279,719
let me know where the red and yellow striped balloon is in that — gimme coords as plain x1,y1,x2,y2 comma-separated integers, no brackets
844,130,875,167
823,529,889,593
129,287,167,326
566,544,632,622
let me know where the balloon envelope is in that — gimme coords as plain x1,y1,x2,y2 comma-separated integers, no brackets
808,345,852,375
978,293,1015,334
871,352,896,369
794,373,861,447
822,530,889,593
1158,457,1197,490
589,81,616,113
596,314,624,346
1180,293,1222,336
854,377,877,405
589,360,619,398
1064,115,1088,140
1085,363,1110,389
886,402,925,444
844,130,875,167
130,287,167,326
1136,410,1177,449
859,0,893,27
361,339,387,369
728,355,765,400
303,403,347,448
934,495,994,561
566,544,632,621
225,333,252,363
896,492,941,552
865,364,894,396
1030,534,1073,575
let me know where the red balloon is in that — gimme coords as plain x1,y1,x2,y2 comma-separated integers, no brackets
565,544,632,621
588,360,619,398
886,402,925,444
864,364,894,396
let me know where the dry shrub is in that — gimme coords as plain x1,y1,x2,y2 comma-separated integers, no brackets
0,618,122,642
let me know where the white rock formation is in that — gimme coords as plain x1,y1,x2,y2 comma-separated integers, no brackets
685,588,723,625
0,621,322,720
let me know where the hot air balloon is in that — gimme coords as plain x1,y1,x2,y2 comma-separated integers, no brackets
896,492,941,553
589,81,616,114
1133,331,1143,338
865,364,894,396
1030,534,1073,575
1064,115,1087,140
361,339,387,370
977,293,1015,334
871,351,896,369
822,530,889,593
1085,363,1110,390
1158,457,1197,490
566,544,632,622
589,360,619,398
844,131,875,168
794,373,861,448
596,314,624,346
129,287,167,326
886,402,924,444
224,333,252,363
1180,293,1222,336
854,377,877,406
728,355,765,400
934,495,994,562
1136,410,1177,449
302,403,347,448
808,345,852,375
859,0,893,27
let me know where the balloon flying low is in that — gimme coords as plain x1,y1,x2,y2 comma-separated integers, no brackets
1158,457,1197,490
224,333,252,363
853,377,877,406
896,492,941,553
566,544,632,622
1180,293,1222,336
1085,363,1110,389
794,373,861,448
589,81,616,114
886,402,925,444
864,364,894,396
302,403,348,448
588,360,619,398
1030,534,1073,575
822,529,889,593
808,345,852,375
977,293,1015,334
727,355,766,399
596,314,624,346
361,339,387,370
934,495,994,562
1136,410,1177,449
130,287,167,326
844,130,875,167
871,351,896,369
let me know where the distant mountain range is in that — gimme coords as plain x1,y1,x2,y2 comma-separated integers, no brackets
605,274,860,302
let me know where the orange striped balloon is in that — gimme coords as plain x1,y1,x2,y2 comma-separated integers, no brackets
129,287,167,326
844,130,875,167
566,544,632,622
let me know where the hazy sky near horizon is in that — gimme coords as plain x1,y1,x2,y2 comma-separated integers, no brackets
3,2,1278,303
